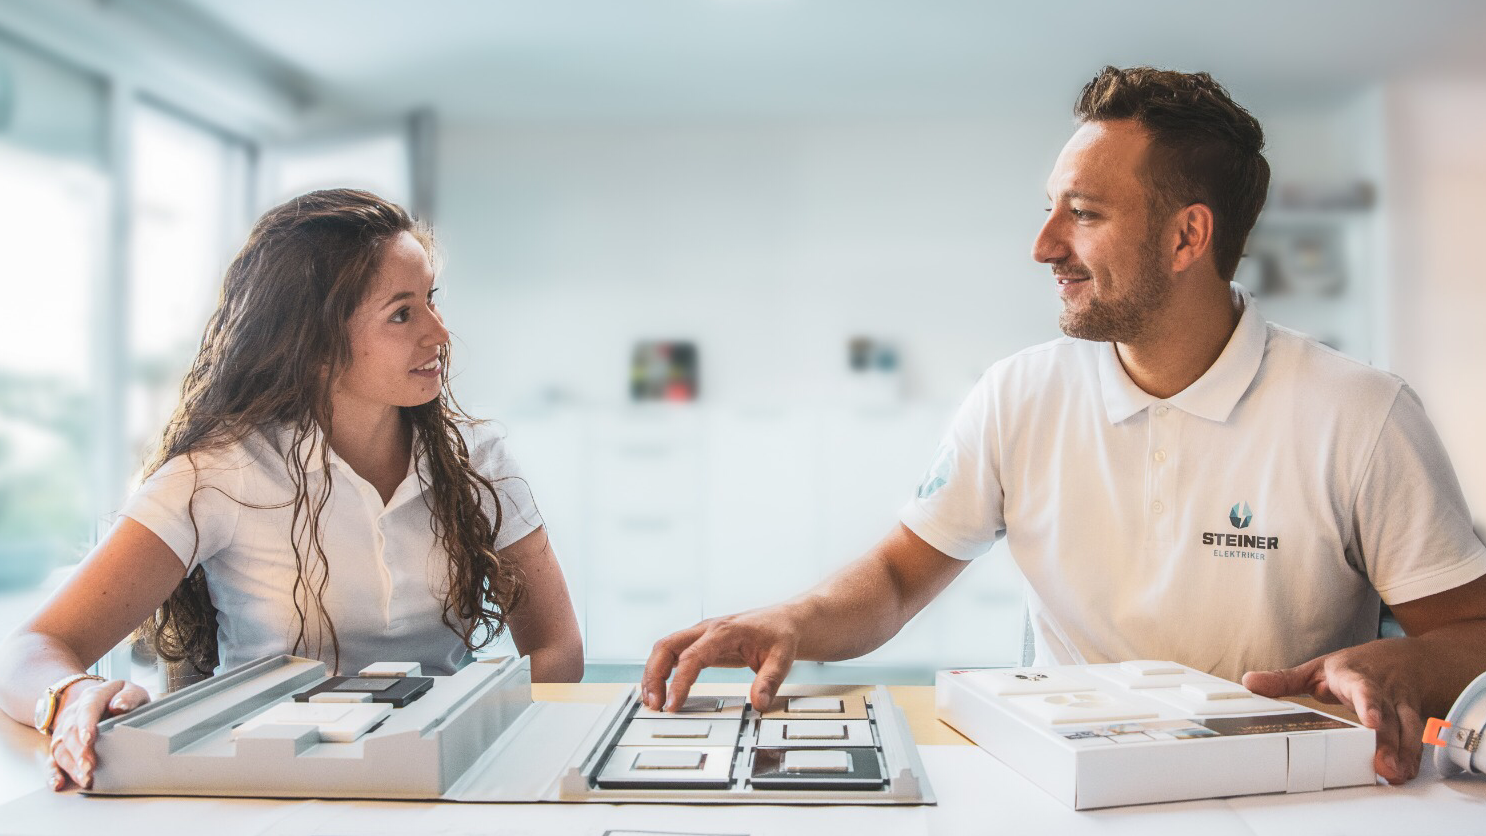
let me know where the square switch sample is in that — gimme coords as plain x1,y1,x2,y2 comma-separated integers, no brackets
757,719,875,748
596,746,736,789
619,718,742,748
761,694,869,720
750,747,885,790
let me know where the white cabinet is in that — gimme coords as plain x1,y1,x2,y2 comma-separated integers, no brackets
700,408,822,618
500,403,1025,669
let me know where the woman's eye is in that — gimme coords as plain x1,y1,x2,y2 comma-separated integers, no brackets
390,307,410,324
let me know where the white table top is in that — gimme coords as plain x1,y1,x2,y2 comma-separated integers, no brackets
2,686,1482,835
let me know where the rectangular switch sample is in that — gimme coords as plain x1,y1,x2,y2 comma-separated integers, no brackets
633,696,747,719
757,719,875,748
761,694,869,720
619,717,742,747
596,746,736,789
750,747,885,790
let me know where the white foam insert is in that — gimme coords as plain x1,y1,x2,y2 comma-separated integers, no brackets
963,667,1093,696
634,749,706,770
232,702,392,743
1006,691,1160,725
1147,688,1292,716
782,749,852,773
358,662,422,678
787,697,845,713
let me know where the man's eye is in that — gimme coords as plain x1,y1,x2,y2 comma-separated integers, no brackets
390,307,410,323
1071,208,1093,219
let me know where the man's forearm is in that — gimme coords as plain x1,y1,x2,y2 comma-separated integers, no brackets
1408,619,1486,717
782,552,928,662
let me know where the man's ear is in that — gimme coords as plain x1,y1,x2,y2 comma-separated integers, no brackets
1169,203,1214,274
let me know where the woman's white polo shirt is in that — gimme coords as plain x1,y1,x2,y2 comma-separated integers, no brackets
121,421,540,676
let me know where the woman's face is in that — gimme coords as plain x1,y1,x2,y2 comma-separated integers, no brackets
334,231,450,413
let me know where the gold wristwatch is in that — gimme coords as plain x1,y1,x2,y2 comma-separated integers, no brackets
34,673,105,735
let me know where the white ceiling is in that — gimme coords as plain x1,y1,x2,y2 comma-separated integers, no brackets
175,0,1486,121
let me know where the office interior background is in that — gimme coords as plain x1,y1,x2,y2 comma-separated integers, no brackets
1,0,1484,685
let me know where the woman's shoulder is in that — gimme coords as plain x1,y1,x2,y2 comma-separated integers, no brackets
445,420,526,482
142,427,275,486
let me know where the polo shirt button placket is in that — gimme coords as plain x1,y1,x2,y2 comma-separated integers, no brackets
1148,403,1174,542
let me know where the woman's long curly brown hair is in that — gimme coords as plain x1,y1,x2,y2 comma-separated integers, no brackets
139,188,523,675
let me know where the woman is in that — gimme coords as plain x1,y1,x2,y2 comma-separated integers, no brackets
0,189,583,791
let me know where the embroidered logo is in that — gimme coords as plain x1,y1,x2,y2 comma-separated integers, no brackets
916,445,956,499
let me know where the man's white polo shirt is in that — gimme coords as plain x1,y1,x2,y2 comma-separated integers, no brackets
901,285,1486,681
121,421,541,676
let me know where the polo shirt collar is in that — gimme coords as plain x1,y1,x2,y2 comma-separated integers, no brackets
279,422,426,484
1098,282,1267,425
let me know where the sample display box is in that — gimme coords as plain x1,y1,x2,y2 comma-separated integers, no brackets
86,654,933,805
936,661,1376,809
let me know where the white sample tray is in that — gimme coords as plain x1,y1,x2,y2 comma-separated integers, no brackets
936,661,1375,809
86,654,934,805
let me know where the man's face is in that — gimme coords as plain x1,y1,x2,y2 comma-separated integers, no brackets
1033,119,1171,343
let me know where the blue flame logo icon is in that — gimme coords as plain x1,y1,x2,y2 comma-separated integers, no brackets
1229,502,1253,529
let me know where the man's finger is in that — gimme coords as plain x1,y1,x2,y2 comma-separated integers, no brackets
1241,658,1322,699
749,647,794,712
1348,684,1404,783
641,639,684,711
664,642,718,712
1394,702,1425,783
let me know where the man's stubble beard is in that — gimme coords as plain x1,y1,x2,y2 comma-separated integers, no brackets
1057,231,1170,344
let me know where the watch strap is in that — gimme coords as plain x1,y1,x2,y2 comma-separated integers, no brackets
37,673,105,735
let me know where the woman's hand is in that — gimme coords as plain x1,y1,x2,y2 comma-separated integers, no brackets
46,679,150,791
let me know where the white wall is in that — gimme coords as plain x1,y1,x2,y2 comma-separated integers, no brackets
433,111,1074,415
427,103,1401,666
434,102,1389,415
1382,77,1486,531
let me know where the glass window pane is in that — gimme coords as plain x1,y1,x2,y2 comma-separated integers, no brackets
0,143,107,585
126,103,251,468
0,32,107,168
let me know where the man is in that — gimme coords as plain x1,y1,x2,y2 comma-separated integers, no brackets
642,66,1486,784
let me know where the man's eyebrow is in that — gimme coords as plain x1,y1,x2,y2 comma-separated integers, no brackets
1046,189,1108,204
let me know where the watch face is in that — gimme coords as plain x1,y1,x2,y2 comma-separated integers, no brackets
34,696,49,733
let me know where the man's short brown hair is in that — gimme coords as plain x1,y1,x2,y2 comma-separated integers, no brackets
1074,66,1270,282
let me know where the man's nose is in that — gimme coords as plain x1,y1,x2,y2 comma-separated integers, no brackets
1031,213,1068,265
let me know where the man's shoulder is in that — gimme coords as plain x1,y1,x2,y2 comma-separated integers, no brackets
1263,323,1403,408
980,335,1096,391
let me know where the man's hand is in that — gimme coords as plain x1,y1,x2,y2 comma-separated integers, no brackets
642,606,802,713
1243,638,1425,784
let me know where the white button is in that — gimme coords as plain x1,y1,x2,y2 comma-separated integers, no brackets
1151,501,1164,513
1156,406,1170,417
1153,450,1166,463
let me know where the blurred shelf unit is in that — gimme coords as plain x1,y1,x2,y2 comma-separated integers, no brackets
1237,180,1379,361
504,404,1025,669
